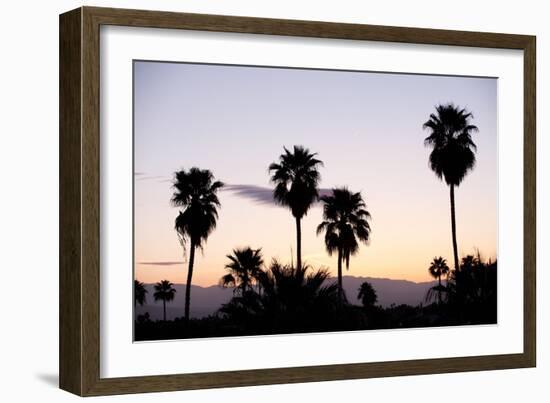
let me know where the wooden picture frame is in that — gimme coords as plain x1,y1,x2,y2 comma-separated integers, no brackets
59,6,536,396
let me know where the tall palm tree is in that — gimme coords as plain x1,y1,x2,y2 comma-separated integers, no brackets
427,256,450,304
269,145,323,270
220,247,264,295
172,167,224,324
358,281,377,308
153,280,176,321
317,188,371,304
134,280,148,307
423,104,478,271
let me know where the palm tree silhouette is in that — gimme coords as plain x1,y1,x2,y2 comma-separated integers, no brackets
427,256,450,304
423,104,478,271
153,280,176,321
269,146,323,270
220,247,264,296
317,187,371,304
172,167,224,324
445,254,497,324
220,260,339,333
358,281,377,308
134,280,148,307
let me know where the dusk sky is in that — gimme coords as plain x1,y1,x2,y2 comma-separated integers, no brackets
134,61,497,287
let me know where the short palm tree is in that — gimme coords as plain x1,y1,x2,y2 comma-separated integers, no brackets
153,280,176,321
358,281,377,308
269,146,323,270
172,167,223,323
134,280,148,307
220,247,264,295
423,104,478,271
220,260,339,332
317,188,372,304
427,256,450,304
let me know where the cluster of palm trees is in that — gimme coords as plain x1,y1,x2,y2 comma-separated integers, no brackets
449,254,497,311
134,279,177,321
425,253,497,324
171,144,373,323
216,245,378,326
220,259,341,333
136,102,482,328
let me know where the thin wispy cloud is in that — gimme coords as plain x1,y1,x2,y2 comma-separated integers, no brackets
134,171,171,183
223,184,274,206
136,175,170,182
138,261,184,266
223,184,332,206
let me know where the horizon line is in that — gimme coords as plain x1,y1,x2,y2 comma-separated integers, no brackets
136,274,442,287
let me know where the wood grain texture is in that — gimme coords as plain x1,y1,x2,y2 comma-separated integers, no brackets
86,6,532,49
59,6,537,396
59,8,82,396
81,7,102,396
523,38,536,366
84,353,533,396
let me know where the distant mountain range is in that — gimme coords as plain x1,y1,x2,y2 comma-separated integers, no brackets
135,276,438,321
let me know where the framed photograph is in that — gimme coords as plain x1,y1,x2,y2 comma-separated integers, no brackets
59,6,536,396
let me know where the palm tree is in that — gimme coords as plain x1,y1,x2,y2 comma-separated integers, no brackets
220,247,264,295
134,280,148,307
446,254,497,323
153,280,176,321
449,253,496,306
358,281,377,308
317,188,372,304
172,167,224,323
423,104,478,271
220,260,339,333
427,256,450,304
269,145,323,270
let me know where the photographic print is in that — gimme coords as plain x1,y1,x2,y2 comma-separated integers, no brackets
133,61,497,341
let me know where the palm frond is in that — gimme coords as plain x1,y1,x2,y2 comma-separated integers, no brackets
269,145,323,219
422,103,478,186
316,187,372,267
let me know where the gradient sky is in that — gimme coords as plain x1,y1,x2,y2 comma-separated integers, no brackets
134,61,497,286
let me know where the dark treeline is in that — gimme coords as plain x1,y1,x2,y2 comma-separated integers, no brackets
135,251,496,341
135,103,497,341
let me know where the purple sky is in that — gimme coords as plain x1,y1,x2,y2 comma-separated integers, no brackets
133,61,497,286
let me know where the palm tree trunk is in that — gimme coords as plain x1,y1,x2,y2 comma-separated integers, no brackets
450,184,459,272
438,276,442,305
482,264,487,302
295,216,302,270
163,300,166,321
337,248,343,306
184,240,196,325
